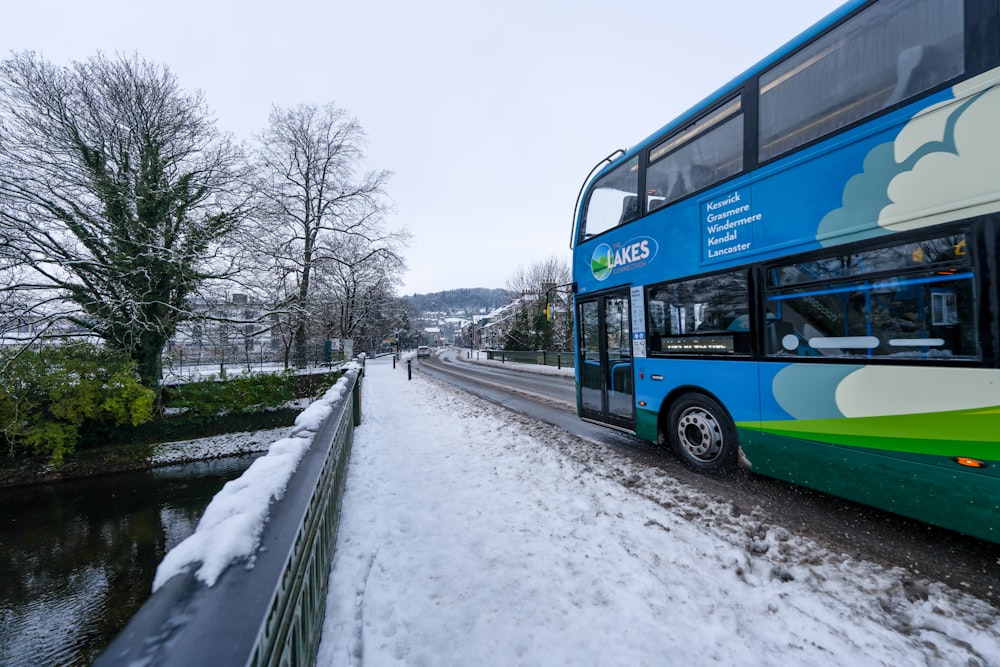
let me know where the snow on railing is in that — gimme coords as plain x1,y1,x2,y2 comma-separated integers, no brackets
153,375,350,590
95,363,363,667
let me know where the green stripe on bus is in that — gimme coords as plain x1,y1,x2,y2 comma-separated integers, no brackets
738,405,1000,458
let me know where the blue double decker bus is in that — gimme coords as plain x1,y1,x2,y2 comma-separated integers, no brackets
571,0,1000,543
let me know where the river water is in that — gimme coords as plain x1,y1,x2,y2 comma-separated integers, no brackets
0,455,258,666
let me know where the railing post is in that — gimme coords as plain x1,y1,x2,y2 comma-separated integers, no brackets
352,377,363,426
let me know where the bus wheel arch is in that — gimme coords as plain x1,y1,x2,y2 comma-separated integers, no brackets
659,389,739,475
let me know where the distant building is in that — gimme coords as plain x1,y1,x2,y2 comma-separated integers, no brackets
168,293,281,369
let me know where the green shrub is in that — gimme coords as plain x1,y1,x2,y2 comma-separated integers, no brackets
0,344,156,466
296,371,343,399
93,407,302,446
165,371,299,416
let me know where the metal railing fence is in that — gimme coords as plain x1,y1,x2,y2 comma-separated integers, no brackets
94,367,362,667
484,349,575,370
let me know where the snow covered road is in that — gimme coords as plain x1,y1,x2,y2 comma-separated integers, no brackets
318,355,1000,666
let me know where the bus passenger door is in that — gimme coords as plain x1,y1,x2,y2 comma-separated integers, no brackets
577,291,635,430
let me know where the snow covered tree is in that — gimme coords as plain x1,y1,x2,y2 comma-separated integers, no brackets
0,52,253,391
317,233,406,343
504,256,573,350
253,103,400,367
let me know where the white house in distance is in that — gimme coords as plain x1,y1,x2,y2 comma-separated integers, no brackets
421,327,442,347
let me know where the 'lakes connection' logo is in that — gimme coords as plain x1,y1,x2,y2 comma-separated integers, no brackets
591,236,658,281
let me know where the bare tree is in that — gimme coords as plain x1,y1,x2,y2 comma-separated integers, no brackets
316,232,406,346
0,51,253,390
253,102,398,367
504,255,573,350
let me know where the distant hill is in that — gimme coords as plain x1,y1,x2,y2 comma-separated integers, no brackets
405,288,514,314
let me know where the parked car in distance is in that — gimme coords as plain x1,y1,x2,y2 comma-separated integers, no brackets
417,345,431,358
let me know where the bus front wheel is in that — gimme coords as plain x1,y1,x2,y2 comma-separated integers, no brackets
666,393,738,474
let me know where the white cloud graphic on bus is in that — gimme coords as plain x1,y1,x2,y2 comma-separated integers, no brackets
591,237,658,281
817,67,1000,244
879,76,1000,231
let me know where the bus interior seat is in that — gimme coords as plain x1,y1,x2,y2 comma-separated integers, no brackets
618,195,639,225
663,169,688,202
647,328,662,352
662,163,714,202
885,45,951,106
886,46,925,105
686,164,715,192
768,320,795,354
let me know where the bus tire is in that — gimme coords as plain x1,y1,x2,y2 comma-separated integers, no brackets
666,393,738,474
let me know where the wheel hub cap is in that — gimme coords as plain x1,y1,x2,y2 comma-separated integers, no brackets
676,407,723,461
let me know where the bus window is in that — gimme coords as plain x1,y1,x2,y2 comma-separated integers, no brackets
759,0,965,162
581,156,639,239
646,270,750,356
647,99,743,207
765,233,978,360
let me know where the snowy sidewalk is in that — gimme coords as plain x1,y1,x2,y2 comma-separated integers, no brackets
317,355,1000,666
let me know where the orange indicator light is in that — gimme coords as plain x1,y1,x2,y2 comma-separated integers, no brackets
955,457,987,469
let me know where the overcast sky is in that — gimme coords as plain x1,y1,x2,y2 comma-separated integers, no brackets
2,1,846,296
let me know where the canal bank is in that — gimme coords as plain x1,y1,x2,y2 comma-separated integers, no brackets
0,426,290,488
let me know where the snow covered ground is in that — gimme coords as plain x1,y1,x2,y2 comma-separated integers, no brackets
317,354,1000,666
148,427,295,466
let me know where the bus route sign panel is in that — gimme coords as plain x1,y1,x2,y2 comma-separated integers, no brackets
702,187,760,263
630,285,646,358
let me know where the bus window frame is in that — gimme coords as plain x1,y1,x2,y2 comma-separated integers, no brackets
757,0,968,163
645,96,745,211
760,225,982,363
645,267,753,359
649,97,742,164
578,156,640,243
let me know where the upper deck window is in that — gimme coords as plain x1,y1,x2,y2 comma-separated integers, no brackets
646,98,743,210
759,0,965,162
580,156,639,239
